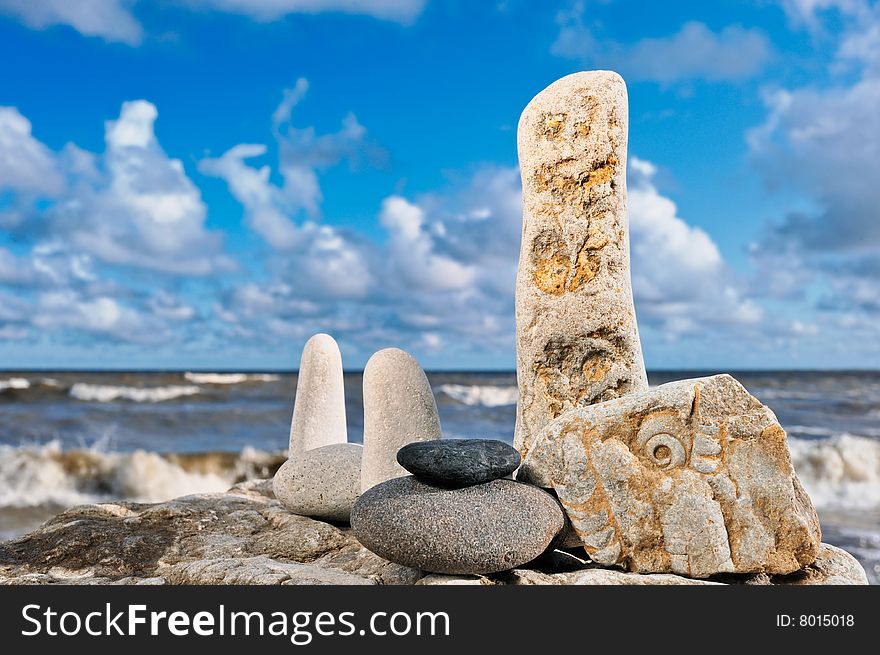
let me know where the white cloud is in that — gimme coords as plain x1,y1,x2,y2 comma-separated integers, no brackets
199,143,300,249
0,0,425,46
295,224,374,299
201,79,368,249
29,290,168,343
51,100,229,275
743,1,880,352
749,3,880,253
552,3,772,83
0,247,38,286
148,291,197,322
183,0,426,24
212,165,522,359
0,107,65,197
380,196,476,292
628,157,762,336
777,0,870,31
0,0,143,44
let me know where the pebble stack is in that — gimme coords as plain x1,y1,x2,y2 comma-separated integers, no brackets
352,439,564,575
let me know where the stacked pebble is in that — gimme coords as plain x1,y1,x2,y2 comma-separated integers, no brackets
351,439,565,575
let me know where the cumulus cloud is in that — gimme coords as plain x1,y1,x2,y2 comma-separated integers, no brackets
212,164,522,360
0,0,143,44
628,158,764,337
49,100,229,275
552,3,772,84
379,196,476,292
0,101,236,351
0,107,65,197
748,0,880,329
31,290,169,343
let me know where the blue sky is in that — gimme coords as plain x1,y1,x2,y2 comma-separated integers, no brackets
0,0,878,371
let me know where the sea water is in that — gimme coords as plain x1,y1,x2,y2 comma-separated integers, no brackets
1,369,878,583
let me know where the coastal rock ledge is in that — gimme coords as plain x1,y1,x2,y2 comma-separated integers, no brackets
0,482,867,586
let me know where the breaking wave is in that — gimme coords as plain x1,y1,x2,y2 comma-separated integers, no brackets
439,384,518,407
0,377,31,392
183,372,281,384
69,383,201,403
0,442,286,510
790,434,880,510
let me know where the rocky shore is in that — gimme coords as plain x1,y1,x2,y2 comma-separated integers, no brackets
0,481,866,586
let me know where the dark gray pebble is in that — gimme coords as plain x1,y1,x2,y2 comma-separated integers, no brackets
396,438,521,487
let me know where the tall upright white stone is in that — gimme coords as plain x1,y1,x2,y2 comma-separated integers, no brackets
288,333,347,455
514,71,649,458
361,348,442,492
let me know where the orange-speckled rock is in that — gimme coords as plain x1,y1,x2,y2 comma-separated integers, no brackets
514,71,648,459
519,374,822,578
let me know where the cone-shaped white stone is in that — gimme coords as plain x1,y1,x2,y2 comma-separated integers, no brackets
514,71,649,458
361,348,441,492
288,333,347,455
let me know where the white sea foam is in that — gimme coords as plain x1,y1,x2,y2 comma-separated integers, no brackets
0,442,249,509
0,377,30,392
790,434,880,510
69,383,201,403
439,384,519,407
184,372,281,384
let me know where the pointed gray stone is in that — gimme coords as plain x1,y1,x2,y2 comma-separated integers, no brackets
288,333,347,454
361,348,441,492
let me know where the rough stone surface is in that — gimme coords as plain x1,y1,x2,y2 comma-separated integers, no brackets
520,374,822,578
771,544,868,585
163,556,374,585
288,333,347,454
0,487,864,585
416,574,496,585
273,443,363,522
350,476,564,575
397,439,520,487
515,71,648,458
361,348,442,492
505,568,723,586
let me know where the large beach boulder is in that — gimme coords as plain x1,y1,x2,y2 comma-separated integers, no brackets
520,374,822,577
350,476,564,575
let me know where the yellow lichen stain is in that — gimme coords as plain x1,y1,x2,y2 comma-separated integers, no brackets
567,232,608,292
532,167,581,196
540,113,567,140
583,355,612,383
568,246,599,292
584,155,617,190
531,231,570,296
533,252,570,296
574,122,591,138
532,155,617,202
